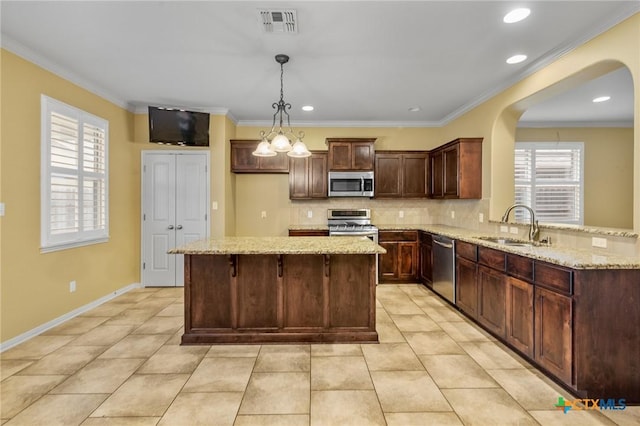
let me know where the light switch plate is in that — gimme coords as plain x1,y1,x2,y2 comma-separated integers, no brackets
450,210,455,219
399,211,404,218
500,225,508,233
478,213,484,223
0,202,4,217
261,211,267,219
509,227,519,235
307,210,313,218
211,201,218,210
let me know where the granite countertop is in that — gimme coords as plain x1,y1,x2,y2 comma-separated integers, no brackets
376,224,640,270
169,236,386,255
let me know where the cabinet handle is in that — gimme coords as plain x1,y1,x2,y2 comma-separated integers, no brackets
277,255,283,277
434,240,453,249
167,225,174,230
176,225,183,230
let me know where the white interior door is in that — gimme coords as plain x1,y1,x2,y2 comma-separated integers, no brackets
142,151,209,287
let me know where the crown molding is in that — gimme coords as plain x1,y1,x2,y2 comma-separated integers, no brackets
518,120,634,128
236,119,442,128
1,34,131,111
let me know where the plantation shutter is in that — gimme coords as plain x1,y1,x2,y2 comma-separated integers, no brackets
42,95,109,251
514,142,583,225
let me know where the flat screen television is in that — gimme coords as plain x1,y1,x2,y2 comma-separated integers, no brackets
148,106,210,146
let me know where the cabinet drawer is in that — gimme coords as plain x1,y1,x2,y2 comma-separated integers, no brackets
534,262,573,295
506,254,534,282
379,230,417,242
456,241,477,262
288,229,329,237
478,246,505,271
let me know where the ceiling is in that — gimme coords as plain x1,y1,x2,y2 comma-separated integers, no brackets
1,1,637,127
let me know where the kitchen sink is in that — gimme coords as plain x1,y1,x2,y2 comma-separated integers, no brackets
475,236,535,246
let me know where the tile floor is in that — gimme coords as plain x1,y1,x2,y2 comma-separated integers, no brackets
1,284,638,425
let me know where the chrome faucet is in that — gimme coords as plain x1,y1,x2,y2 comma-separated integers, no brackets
501,204,540,241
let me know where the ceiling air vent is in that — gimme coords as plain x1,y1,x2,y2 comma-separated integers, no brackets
258,9,297,34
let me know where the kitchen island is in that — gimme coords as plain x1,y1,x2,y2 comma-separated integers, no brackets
170,236,385,344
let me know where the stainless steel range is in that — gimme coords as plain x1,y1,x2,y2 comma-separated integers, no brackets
327,208,378,243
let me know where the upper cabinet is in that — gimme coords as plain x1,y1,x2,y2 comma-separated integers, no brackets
374,151,428,198
289,151,328,199
231,139,290,173
429,137,482,199
327,138,375,171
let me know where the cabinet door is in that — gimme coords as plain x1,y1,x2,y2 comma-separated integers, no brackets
535,287,572,384
260,152,290,172
289,156,309,199
398,242,418,281
443,145,459,197
374,153,402,197
328,142,352,170
430,150,444,198
308,153,328,198
419,235,432,284
231,141,260,172
477,265,507,337
455,256,478,318
378,241,398,282
506,276,534,358
402,153,428,198
352,142,375,170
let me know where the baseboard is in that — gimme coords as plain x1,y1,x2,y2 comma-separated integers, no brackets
0,282,143,352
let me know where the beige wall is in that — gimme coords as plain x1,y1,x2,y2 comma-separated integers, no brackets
516,127,634,229
0,50,140,341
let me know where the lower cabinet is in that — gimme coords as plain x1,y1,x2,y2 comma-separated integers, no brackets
506,276,534,358
419,231,432,284
477,265,506,338
378,231,418,283
455,256,478,318
288,229,329,236
534,286,572,384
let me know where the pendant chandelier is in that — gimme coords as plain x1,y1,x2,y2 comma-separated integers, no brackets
253,54,311,158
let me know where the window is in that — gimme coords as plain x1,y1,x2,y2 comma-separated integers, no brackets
41,95,109,251
514,142,583,225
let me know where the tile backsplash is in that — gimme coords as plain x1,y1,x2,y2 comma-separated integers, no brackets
290,198,640,257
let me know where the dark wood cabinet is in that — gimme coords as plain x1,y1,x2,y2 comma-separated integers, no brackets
506,276,534,358
289,151,328,199
419,231,432,284
455,256,478,318
288,229,329,237
477,265,507,337
374,151,428,198
327,138,375,171
231,139,290,173
429,137,482,199
378,230,418,283
535,286,572,384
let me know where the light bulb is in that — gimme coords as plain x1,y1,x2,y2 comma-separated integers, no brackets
271,133,292,152
287,139,312,158
252,139,277,157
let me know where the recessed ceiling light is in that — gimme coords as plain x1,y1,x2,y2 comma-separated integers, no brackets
301,105,314,111
592,96,611,103
506,54,527,64
503,8,531,24
408,106,421,112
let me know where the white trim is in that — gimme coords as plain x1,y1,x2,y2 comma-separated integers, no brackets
0,283,143,353
518,120,634,129
237,119,442,128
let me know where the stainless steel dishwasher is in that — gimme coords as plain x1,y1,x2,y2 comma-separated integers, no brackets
431,235,455,303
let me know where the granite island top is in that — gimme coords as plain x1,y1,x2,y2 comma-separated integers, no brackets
169,236,386,255
375,224,640,270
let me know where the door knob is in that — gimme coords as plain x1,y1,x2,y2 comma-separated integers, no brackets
176,225,183,230
168,225,174,230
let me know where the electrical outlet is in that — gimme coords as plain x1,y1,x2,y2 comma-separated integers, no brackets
399,211,404,218
307,210,313,218
592,237,607,248
450,210,455,219
509,227,519,235
69,280,76,293
261,211,267,219
478,213,484,223
500,225,508,233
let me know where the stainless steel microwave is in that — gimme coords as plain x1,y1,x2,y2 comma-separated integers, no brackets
328,171,374,197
